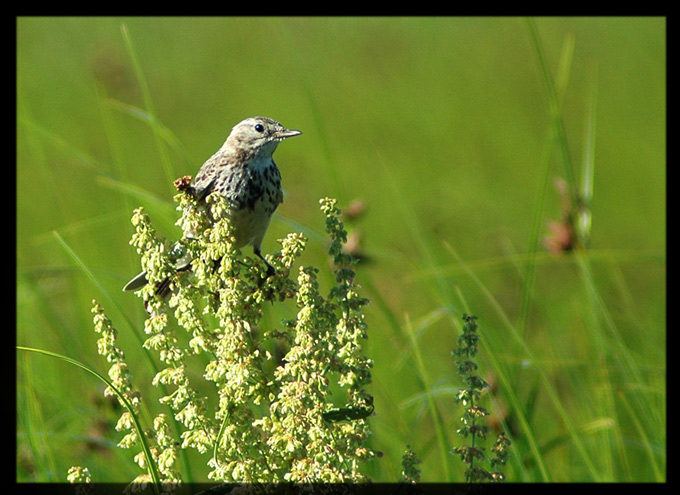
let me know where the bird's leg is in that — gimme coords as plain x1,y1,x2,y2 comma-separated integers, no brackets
254,246,276,278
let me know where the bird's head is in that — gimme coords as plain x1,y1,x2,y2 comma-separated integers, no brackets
225,116,301,157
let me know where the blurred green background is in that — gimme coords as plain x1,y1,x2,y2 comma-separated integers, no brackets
17,17,665,483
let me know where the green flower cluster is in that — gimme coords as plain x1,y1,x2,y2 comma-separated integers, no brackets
400,445,421,483
97,193,375,488
451,314,510,482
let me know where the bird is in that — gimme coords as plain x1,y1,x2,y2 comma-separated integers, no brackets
122,116,301,293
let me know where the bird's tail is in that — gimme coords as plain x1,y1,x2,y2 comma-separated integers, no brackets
122,271,149,292
123,241,192,293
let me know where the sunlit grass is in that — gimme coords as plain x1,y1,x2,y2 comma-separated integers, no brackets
17,17,665,483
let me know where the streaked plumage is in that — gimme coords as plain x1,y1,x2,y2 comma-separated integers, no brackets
123,116,301,292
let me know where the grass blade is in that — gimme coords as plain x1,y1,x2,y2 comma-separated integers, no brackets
120,23,176,190
17,346,162,492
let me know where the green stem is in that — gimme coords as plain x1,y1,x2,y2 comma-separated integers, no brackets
17,346,163,493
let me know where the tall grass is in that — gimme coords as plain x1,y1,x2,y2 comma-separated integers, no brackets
360,19,665,482
17,17,665,483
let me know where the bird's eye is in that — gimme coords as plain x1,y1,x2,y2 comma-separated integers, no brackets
254,123,265,133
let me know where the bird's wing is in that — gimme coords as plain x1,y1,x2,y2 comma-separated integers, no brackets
189,155,220,200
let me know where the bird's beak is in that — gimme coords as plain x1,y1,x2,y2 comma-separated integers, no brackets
276,128,302,140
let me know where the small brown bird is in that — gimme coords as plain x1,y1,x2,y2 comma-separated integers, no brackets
123,116,301,292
